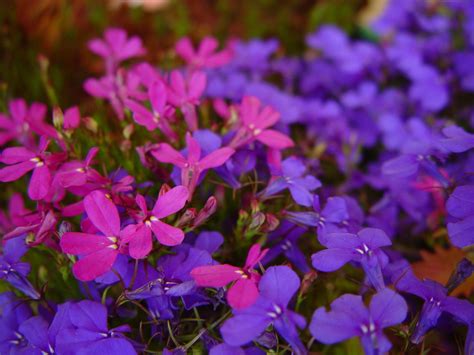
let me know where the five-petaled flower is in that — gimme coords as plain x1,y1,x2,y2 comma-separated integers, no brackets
122,186,188,259
311,228,391,291
310,288,408,355
151,132,234,199
60,190,132,281
229,96,294,150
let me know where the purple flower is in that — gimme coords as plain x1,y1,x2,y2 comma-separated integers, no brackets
446,184,474,247
0,237,40,299
260,155,321,207
310,288,407,355
285,195,349,240
262,221,310,273
55,300,136,354
311,228,391,291
394,268,474,344
0,292,34,353
220,266,306,355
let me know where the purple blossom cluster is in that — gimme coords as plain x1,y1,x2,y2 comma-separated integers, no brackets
1,0,474,354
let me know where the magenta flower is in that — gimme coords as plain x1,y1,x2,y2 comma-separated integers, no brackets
0,138,65,200
191,244,268,309
88,27,145,74
57,147,101,188
122,186,189,259
84,70,143,120
125,80,178,140
151,132,234,199
60,190,130,281
0,99,57,147
229,96,294,150
175,36,233,69
167,70,206,131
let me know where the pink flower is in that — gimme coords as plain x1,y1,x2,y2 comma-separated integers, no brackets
151,132,234,199
57,147,101,188
0,99,57,147
125,80,178,140
175,36,233,69
122,186,189,259
230,96,294,150
0,138,66,200
191,244,268,309
84,70,144,120
88,27,145,74
167,70,206,131
60,190,130,281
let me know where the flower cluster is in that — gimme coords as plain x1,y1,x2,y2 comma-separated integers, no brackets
1,1,474,354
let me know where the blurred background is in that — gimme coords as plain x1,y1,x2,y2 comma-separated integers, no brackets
0,0,385,109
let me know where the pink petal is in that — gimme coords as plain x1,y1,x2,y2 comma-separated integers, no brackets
135,194,148,214
190,264,241,287
64,106,81,130
149,80,167,114
28,165,51,200
198,37,218,56
151,143,187,168
127,224,152,259
84,190,121,236
256,129,294,149
88,39,109,58
186,132,201,163
125,99,156,131
85,147,99,166
257,106,280,130
244,244,269,269
175,37,194,62
72,248,118,281
227,278,259,310
198,147,235,170
0,161,35,182
117,36,145,61
149,219,184,246
240,96,261,126
60,232,112,255
168,70,186,105
0,147,35,164
188,71,206,100
9,99,27,123
152,186,188,218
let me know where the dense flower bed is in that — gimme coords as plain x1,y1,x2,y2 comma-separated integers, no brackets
1,0,474,354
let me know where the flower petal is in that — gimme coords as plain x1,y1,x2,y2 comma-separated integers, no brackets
84,190,121,236
191,264,241,287
28,165,51,200
72,248,118,281
227,278,259,310
149,219,184,246
256,129,294,149
311,249,355,272
152,186,188,218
